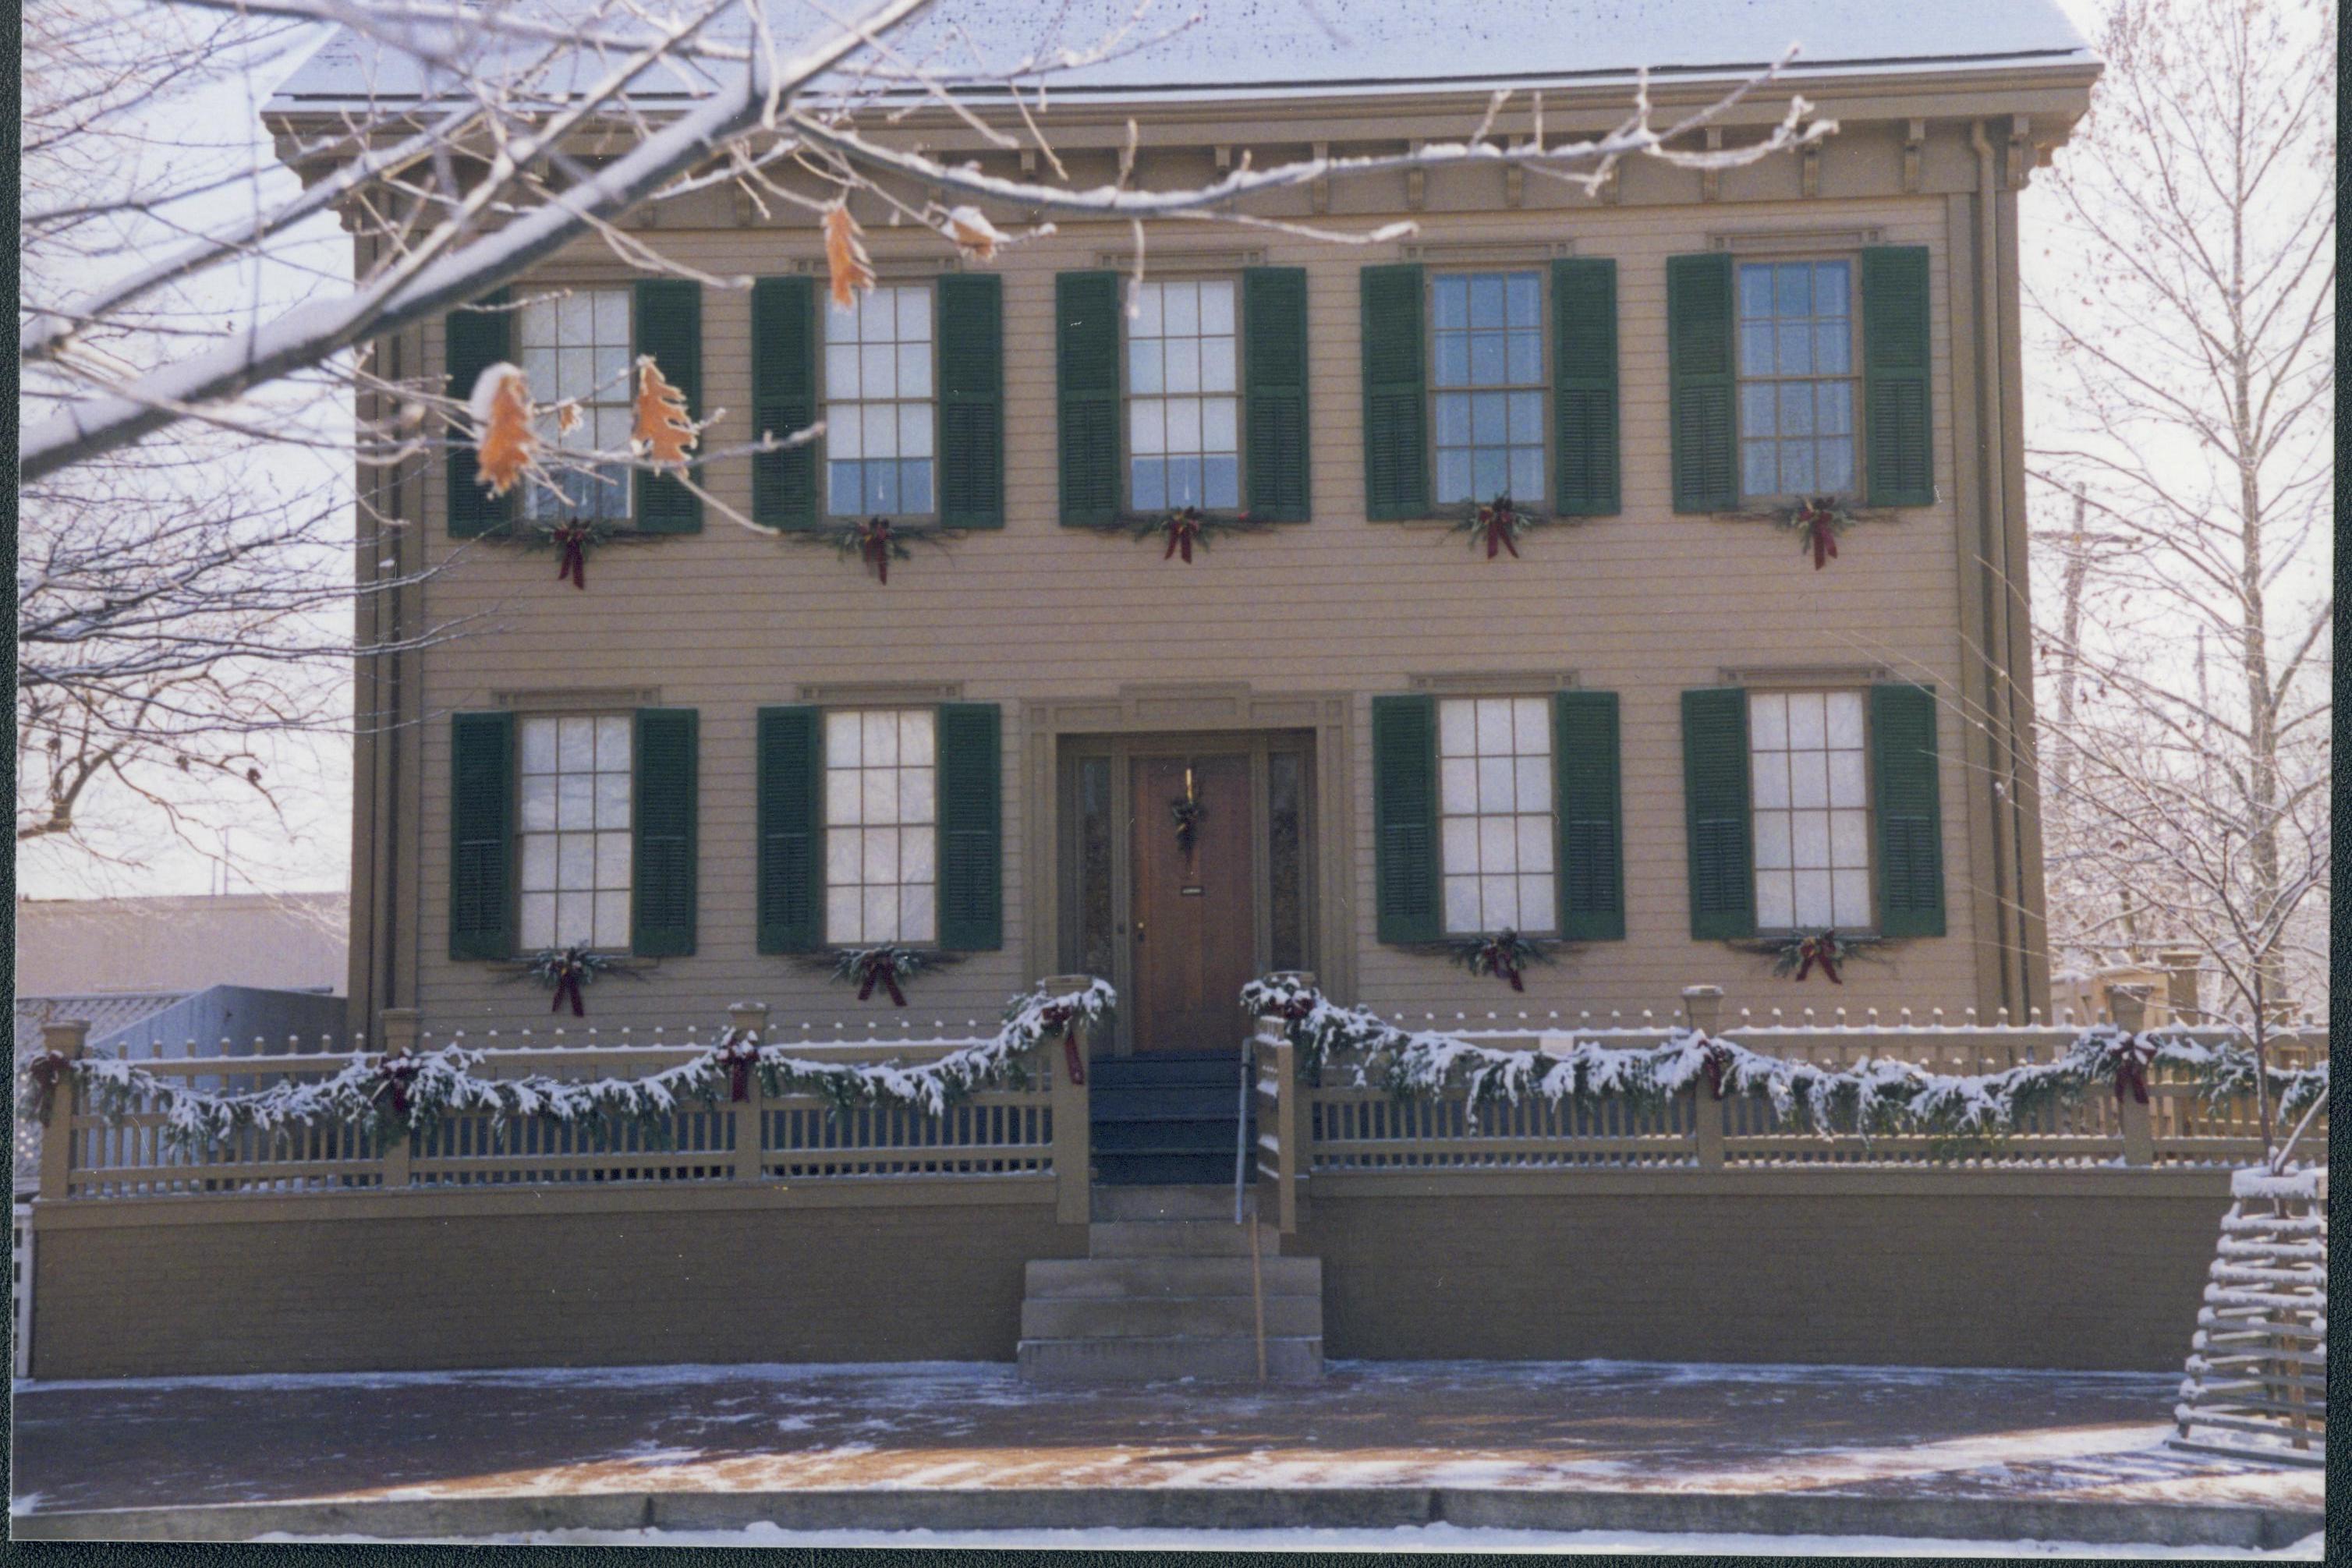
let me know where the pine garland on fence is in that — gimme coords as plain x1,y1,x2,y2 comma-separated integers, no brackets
1239,975,2329,1136
22,980,1116,1156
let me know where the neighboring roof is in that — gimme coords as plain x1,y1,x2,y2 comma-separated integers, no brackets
271,0,2092,114
13,893,347,997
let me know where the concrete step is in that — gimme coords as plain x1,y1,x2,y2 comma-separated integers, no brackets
1020,1292,1324,1340
1089,1219,1276,1258
1018,1333,1323,1384
1025,1255,1322,1299
1090,1184,1241,1223
1092,1120,1245,1155
1089,1084,1247,1120
1087,1053,1245,1088
1093,1152,1240,1186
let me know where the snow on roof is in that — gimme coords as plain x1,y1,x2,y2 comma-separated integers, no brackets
271,0,2092,113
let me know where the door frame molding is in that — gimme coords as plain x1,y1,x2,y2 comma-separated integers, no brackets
1022,685,1354,1046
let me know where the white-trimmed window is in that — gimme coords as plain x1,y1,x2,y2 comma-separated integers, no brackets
1128,278,1240,510
519,288,634,521
1749,690,1871,929
519,714,632,950
1432,271,1545,505
825,285,936,516
824,709,937,943
1737,260,1857,499
1437,696,1556,935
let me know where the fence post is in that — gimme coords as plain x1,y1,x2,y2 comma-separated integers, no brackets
2108,984,2156,1167
728,1002,770,1183
35,1020,89,1201
2155,947,2203,1025
377,1009,419,1189
1259,970,1316,1233
1040,976,1093,1226
1681,986,1727,1170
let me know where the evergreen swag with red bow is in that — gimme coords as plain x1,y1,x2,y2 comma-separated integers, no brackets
1448,929,1558,992
799,516,959,585
498,518,625,589
1449,494,1550,560
811,945,959,1006
1777,495,1857,570
1734,928,1885,983
1098,506,1270,563
520,943,629,1015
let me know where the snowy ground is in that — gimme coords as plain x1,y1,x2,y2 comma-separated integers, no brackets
13,1358,2324,1534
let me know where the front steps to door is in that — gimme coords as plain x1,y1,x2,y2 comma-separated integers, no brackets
1088,1052,1252,1187
1018,1185,1324,1383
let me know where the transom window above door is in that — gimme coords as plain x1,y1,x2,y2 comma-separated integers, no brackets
1128,279,1239,510
824,708,937,944
1737,260,1857,499
825,285,936,516
1437,696,1556,935
1432,271,1545,505
519,289,633,521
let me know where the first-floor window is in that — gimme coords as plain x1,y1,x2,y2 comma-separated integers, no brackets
825,708,937,943
519,713,632,949
519,288,634,521
1748,689,1870,929
1437,696,1555,934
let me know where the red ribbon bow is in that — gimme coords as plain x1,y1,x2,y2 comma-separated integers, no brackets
1041,1004,1086,1087
549,956,587,1017
1482,931,1527,992
23,1050,73,1124
1794,933,1844,984
2110,1036,2154,1106
1478,498,1522,560
855,950,909,1007
720,1035,762,1103
374,1053,423,1119
1699,1039,1735,1101
1164,508,1203,564
1797,501,1840,571
859,517,894,584
553,522,591,589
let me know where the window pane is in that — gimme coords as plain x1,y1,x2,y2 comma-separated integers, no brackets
898,343,932,399
1775,324,1813,375
899,404,934,459
1167,458,1204,507
1507,391,1543,444
1472,448,1507,499
1164,338,1200,394
1472,391,1507,444
1738,322,1773,374
1778,384,1815,437
1433,276,1468,328
1508,448,1543,502
1742,442,1778,497
1814,323,1851,375
1469,331,1507,383
1506,272,1540,327
899,460,933,515
1435,393,1472,446
1203,397,1238,455
1199,281,1234,334
1436,450,1472,504
1780,441,1815,492
1131,458,1166,509
1203,456,1238,509
865,460,900,513
1819,382,1853,435
1815,440,1854,494
1164,281,1198,334
1199,337,1236,394
1813,261,1850,316
1469,274,1507,327
1506,331,1541,384
1434,333,1470,388
1776,263,1812,317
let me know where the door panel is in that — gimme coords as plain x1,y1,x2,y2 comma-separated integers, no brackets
1129,754,1254,1053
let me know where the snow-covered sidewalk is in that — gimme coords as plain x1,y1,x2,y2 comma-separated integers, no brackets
12,1359,2323,1549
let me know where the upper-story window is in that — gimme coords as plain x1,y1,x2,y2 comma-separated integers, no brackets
518,713,632,950
1748,689,1870,930
1128,279,1239,510
826,285,935,517
1437,696,1556,935
824,708,937,944
1432,271,1545,506
1737,260,1857,500
519,289,633,521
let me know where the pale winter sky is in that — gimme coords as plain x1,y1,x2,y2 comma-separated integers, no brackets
14,0,2264,904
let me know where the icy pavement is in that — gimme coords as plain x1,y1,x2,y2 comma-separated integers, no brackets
11,1359,2324,1519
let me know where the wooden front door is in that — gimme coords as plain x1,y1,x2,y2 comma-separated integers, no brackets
1128,754,1255,1053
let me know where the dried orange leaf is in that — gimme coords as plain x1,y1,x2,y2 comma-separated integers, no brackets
823,200,875,310
555,399,583,436
944,204,1004,261
632,356,697,469
468,363,537,497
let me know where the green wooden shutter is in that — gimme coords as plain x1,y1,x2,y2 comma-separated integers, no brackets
1371,694,1441,943
1667,253,1738,513
936,703,1003,950
937,274,1005,529
1360,264,1428,520
1862,246,1935,508
1553,691,1624,940
448,710,515,960
756,706,824,954
1243,266,1310,522
1550,258,1620,516
751,276,818,529
631,708,699,956
445,291,514,538
1057,271,1121,526
633,279,703,533
1681,688,1755,939
1871,683,1946,936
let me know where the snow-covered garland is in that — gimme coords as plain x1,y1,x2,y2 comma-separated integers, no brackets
1240,975,2330,1135
21,981,1116,1156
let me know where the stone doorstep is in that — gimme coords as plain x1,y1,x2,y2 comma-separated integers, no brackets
1086,1220,1278,1258
1020,1292,1324,1340
1018,1333,1325,1385
9,1488,2324,1549
1023,1255,1322,1298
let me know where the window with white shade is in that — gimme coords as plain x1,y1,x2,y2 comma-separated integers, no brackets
518,714,632,950
1748,690,1872,929
519,289,633,520
825,285,935,516
824,709,937,944
1437,696,1556,935
1128,278,1240,510
1431,271,1545,505
1736,260,1858,499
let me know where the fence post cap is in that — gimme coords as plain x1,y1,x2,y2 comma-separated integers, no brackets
2108,982,2153,1032
1266,970,1318,988
726,1000,770,1037
38,1018,90,1057
1680,986,1725,1032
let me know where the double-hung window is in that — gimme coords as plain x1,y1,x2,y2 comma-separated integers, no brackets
518,290,635,522
1431,271,1546,506
1747,690,1871,930
825,285,937,517
1127,278,1241,510
1437,696,1557,935
823,709,938,944
1735,260,1857,499
518,714,633,950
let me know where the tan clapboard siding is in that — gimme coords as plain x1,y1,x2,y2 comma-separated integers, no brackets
410,195,1992,1029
